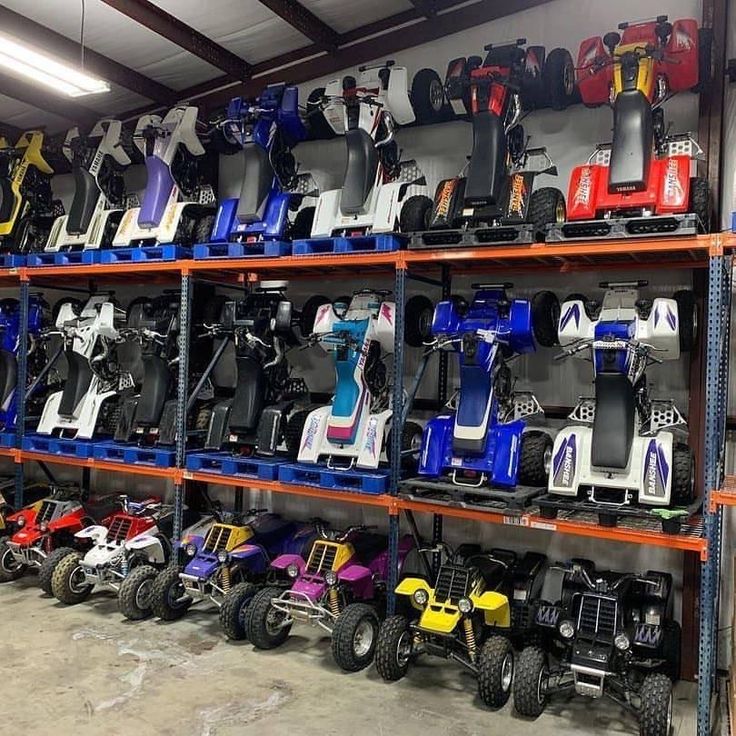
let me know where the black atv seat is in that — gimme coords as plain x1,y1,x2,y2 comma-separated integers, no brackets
58,351,93,417
134,355,171,426
227,354,266,433
609,89,653,194
468,554,509,590
350,532,388,564
592,373,635,469
0,178,14,222
67,167,99,235
464,110,507,209
249,513,292,545
341,128,378,215
84,495,124,523
236,142,274,224
483,45,526,69
0,349,17,405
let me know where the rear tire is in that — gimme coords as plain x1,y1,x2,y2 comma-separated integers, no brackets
513,646,549,718
639,673,673,736
689,177,711,232
219,582,257,640
38,546,76,595
672,443,695,507
290,206,315,240
386,421,424,471
478,635,514,709
673,290,697,353
404,294,434,347
193,214,214,245
531,291,560,347
399,195,433,234
284,410,310,458
411,68,448,124
118,564,158,620
528,188,565,241
51,551,93,604
150,564,191,621
246,586,292,649
543,48,577,110
518,431,552,487
331,602,380,672
299,295,330,337
375,614,412,681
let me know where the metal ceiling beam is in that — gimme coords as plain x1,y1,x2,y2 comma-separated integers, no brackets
100,0,250,80
0,4,178,106
408,0,438,18
258,0,339,49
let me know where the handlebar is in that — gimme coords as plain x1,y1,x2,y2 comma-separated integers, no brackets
318,524,375,542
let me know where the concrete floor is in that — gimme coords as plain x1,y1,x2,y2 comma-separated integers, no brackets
1,576,696,736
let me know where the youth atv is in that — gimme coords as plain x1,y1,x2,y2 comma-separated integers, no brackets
293,289,423,471
36,295,129,440
412,285,557,497
44,119,135,253
151,510,315,639
544,282,696,510
309,62,429,239
247,523,415,672
0,485,117,593
376,543,547,708
407,40,571,248
550,17,711,240
204,84,319,250
0,130,62,254
514,560,680,736
112,105,215,248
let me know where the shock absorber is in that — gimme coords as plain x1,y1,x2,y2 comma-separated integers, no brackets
464,618,477,661
120,556,129,578
328,588,341,617
221,565,231,595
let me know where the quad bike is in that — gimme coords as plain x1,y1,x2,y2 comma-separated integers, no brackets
376,542,547,708
545,282,696,509
514,560,680,736
551,16,711,240
202,282,323,457
0,485,118,593
44,119,135,252
151,509,315,640
246,523,415,672
0,294,48,431
36,294,129,440
407,40,572,248
205,84,319,248
414,285,558,494
293,289,423,471
0,479,49,536
0,130,62,254
309,62,429,238
112,105,215,248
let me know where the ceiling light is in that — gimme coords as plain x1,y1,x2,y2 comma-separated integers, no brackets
0,33,110,97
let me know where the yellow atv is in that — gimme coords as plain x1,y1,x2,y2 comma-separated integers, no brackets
375,544,547,709
0,131,62,254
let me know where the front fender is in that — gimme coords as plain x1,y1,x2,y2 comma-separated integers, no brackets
270,553,306,574
229,543,268,574
472,591,511,628
75,525,108,543
337,563,374,599
396,576,431,611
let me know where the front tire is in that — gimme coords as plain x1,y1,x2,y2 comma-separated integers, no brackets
673,290,697,353
528,187,565,242
542,48,577,110
404,294,434,348
513,646,549,718
284,410,310,458
689,176,711,232
246,586,292,650
51,551,93,604
219,582,257,641
639,673,673,736
399,195,433,234
411,68,448,124
478,635,514,709
0,539,24,582
672,443,695,507
518,431,553,487
375,614,413,682
118,564,159,620
331,603,380,672
38,546,76,595
150,564,192,621
531,290,560,347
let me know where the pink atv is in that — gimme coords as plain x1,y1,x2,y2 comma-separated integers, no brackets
246,523,416,672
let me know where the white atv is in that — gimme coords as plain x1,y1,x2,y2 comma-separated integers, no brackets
310,62,429,238
547,281,696,509
112,105,215,248
45,119,135,252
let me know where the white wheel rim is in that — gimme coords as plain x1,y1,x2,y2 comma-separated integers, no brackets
1,548,20,572
69,566,88,594
353,618,375,657
429,79,444,111
501,653,513,692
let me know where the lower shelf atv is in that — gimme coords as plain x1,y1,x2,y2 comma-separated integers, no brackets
546,213,702,242
399,477,544,512
409,224,535,249
535,493,703,534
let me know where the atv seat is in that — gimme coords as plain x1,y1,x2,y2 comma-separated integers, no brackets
464,110,507,209
468,554,509,590
227,355,266,433
341,128,378,215
592,373,635,469
67,167,100,235
609,89,653,194
0,349,17,405
351,532,388,564
250,513,293,547
58,351,93,417
134,355,171,427
236,142,274,224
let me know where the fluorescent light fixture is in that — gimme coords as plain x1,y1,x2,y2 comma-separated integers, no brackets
0,33,110,97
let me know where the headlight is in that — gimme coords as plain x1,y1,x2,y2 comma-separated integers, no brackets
217,551,229,564
458,597,473,614
39,522,48,533
16,517,25,528
186,543,196,557
324,570,338,586
614,633,630,651
413,589,428,607
287,563,300,579
559,620,575,639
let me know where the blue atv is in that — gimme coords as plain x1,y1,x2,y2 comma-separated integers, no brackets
416,285,558,491
150,508,315,640
206,84,318,251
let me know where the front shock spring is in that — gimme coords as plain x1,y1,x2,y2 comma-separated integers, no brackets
464,618,477,661
221,565,231,595
120,557,129,577
328,588,340,617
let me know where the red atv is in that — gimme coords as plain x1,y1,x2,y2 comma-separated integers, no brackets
406,40,575,249
0,485,117,594
549,16,712,241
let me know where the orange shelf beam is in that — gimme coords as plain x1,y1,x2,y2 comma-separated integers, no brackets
710,475,736,509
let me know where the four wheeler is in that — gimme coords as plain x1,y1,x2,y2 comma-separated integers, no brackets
309,62,430,239
552,17,711,240
407,40,571,248
36,294,128,440
247,523,415,672
415,285,557,493
112,105,215,248
0,485,117,593
0,130,62,254
202,281,316,456
151,509,315,640
376,542,547,708
294,289,422,470
514,560,680,736
205,84,319,249
44,119,135,253
547,282,696,509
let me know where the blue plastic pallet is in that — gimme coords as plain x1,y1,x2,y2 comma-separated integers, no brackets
0,254,25,267
186,451,283,480
292,233,404,256
193,240,292,259
22,433,96,458
93,441,175,468
27,250,101,266
278,462,389,494
100,244,190,263
0,431,15,448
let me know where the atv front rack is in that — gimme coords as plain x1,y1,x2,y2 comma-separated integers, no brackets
408,223,535,249
546,213,703,242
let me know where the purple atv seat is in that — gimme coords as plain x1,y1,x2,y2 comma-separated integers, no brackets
139,156,175,229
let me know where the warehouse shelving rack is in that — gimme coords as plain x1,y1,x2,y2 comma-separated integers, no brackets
1,232,731,734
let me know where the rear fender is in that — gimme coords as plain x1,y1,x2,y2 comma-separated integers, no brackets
417,414,452,476
508,298,535,354
48,512,86,534
337,563,374,599
125,534,166,563
576,37,611,105
472,591,511,627
664,20,700,91
567,164,603,221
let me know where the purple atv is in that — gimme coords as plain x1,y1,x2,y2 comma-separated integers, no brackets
246,523,415,672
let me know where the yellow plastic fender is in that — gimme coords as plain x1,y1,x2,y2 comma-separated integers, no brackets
472,591,511,628
395,576,431,610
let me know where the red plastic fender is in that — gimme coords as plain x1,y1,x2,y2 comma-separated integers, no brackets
664,19,700,92
656,156,692,213
576,37,611,106
566,164,603,220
